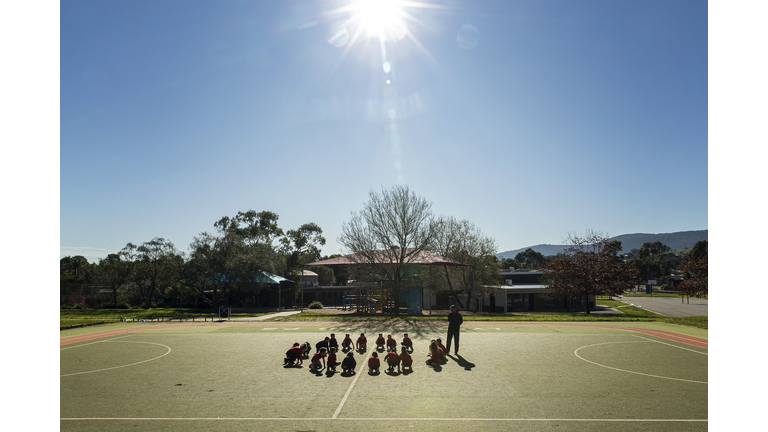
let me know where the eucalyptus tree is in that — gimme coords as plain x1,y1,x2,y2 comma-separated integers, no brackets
120,237,182,308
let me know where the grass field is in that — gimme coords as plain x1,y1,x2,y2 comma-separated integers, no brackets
60,320,707,431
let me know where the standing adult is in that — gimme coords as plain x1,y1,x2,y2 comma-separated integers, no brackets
445,305,463,355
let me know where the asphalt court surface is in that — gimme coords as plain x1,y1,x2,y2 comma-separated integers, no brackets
620,296,707,317
60,322,707,432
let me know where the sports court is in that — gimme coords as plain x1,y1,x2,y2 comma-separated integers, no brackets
60,321,707,431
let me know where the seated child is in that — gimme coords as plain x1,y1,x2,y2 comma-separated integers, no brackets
327,347,339,372
426,340,440,366
310,348,327,372
368,352,381,373
399,346,413,372
284,342,303,366
329,333,339,351
301,341,312,358
341,351,357,374
386,334,397,351
315,337,330,354
375,333,386,350
384,348,401,373
341,334,353,351
401,333,413,350
356,333,367,352
436,338,447,360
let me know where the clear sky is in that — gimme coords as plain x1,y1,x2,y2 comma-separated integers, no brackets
59,0,708,261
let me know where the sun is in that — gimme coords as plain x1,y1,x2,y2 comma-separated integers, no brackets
357,0,402,38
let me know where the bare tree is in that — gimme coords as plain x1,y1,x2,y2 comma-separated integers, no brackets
338,185,438,315
425,216,499,311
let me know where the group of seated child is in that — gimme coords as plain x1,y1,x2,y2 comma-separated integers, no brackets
425,338,448,366
367,333,414,374
283,333,413,374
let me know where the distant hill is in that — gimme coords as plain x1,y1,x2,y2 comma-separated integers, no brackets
497,230,708,259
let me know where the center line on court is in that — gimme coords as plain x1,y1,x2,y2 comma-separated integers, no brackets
332,346,374,419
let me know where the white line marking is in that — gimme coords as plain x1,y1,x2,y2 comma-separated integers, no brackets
631,335,708,355
283,328,299,330
60,417,708,422
60,341,172,377
332,346,375,419
573,341,707,384
60,335,131,351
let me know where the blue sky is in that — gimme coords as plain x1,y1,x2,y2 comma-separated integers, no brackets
59,0,708,261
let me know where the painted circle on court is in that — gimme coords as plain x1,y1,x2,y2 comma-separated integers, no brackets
574,341,707,384
60,340,172,377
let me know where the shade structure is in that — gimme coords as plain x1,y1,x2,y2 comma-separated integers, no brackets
213,272,292,284
306,249,471,267
253,273,292,284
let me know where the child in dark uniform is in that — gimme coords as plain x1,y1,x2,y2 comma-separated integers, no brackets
341,351,357,375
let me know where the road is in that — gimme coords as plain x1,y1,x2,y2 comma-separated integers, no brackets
620,296,707,317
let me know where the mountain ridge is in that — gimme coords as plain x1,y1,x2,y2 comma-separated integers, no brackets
497,230,708,259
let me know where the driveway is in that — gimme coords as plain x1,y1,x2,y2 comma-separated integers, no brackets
620,296,707,317
229,310,303,321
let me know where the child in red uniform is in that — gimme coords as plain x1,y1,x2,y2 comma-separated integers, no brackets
426,340,441,366
375,333,386,351
310,348,326,372
368,352,381,373
386,334,397,351
342,334,353,352
284,342,303,366
356,333,367,352
384,348,401,373
327,347,339,372
436,338,448,361
399,346,413,372
401,333,413,351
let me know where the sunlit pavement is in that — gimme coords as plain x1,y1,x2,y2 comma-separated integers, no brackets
620,296,708,317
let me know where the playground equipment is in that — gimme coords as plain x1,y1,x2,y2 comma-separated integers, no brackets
342,287,378,313
341,286,423,314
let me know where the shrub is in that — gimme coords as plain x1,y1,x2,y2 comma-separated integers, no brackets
308,301,324,309
661,284,670,290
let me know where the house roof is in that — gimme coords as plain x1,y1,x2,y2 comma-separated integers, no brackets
306,249,471,267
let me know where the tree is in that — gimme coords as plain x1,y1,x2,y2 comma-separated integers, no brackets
120,237,182,308
280,222,327,303
338,185,438,315
94,254,131,306
540,231,638,314
187,211,286,308
514,248,546,269
60,255,93,286
628,241,672,288
679,242,707,298
425,216,499,311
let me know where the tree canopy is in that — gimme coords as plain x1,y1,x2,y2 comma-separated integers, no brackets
540,231,638,314
338,185,438,315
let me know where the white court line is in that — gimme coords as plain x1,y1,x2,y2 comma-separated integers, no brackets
631,335,708,355
60,335,131,351
60,417,707,422
573,341,707,384
60,341,172,377
332,345,375,419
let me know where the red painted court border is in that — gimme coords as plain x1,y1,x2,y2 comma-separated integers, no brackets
61,322,707,348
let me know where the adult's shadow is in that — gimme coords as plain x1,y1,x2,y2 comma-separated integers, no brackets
448,354,475,371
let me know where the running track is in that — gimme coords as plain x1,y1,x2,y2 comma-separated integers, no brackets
60,322,707,349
